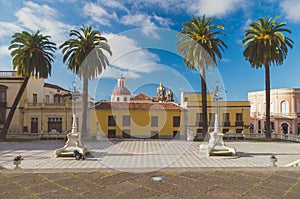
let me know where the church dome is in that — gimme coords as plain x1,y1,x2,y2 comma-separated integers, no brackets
112,87,131,95
111,76,131,102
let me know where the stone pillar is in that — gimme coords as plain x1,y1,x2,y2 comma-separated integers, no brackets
292,120,296,135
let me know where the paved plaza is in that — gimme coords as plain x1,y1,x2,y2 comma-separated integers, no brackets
1,140,300,198
1,140,300,171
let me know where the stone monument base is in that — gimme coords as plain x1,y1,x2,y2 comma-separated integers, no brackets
208,145,236,156
55,132,88,157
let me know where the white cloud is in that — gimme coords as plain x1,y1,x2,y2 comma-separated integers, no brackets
189,0,244,17
99,33,162,79
220,58,230,63
101,66,141,79
83,2,117,26
0,45,10,58
13,1,74,44
280,0,300,22
117,0,244,17
98,0,130,13
153,15,173,27
243,18,252,30
121,14,162,38
0,22,23,38
82,1,173,38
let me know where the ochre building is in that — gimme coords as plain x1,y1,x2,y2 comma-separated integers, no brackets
0,71,79,135
181,92,250,138
90,77,186,139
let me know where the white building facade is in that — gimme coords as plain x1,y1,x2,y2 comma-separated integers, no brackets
248,88,300,135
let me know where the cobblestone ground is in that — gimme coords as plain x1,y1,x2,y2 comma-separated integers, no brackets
0,169,299,199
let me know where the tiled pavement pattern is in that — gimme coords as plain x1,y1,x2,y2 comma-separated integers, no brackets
0,169,299,198
1,140,300,171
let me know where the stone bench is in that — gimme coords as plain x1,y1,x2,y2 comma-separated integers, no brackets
7,133,40,139
224,132,245,140
39,133,67,140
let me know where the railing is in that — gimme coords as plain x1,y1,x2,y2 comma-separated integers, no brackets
235,121,244,126
246,133,300,142
195,121,203,126
272,113,297,118
0,71,17,77
223,121,230,127
26,101,72,108
251,112,298,118
271,133,300,142
7,132,67,140
44,102,68,107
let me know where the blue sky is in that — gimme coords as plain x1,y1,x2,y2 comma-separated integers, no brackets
0,0,300,102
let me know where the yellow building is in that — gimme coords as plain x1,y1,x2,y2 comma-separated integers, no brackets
181,92,250,138
90,77,186,139
91,101,185,139
23,82,74,134
0,71,83,135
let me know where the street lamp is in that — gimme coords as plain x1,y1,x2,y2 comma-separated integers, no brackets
213,85,223,129
54,81,88,157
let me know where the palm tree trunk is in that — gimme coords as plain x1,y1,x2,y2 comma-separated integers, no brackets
81,77,88,140
265,64,271,139
1,76,29,139
200,65,208,138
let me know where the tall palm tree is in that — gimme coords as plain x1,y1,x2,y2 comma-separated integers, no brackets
242,17,293,138
177,15,227,137
60,25,112,139
1,30,56,139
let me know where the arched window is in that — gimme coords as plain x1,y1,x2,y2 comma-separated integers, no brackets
281,100,289,114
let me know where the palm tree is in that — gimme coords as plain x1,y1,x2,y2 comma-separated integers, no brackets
1,30,56,139
60,25,112,139
242,17,293,138
177,15,227,137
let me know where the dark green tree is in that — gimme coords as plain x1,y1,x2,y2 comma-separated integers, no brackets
1,30,56,139
177,15,227,137
242,17,293,138
60,25,112,139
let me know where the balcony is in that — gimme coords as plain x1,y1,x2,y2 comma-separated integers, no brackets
209,121,215,126
235,121,244,126
0,71,17,77
272,113,297,119
223,121,230,127
25,101,72,109
195,121,203,127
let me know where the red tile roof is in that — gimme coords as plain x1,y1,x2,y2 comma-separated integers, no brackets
95,101,183,110
44,83,69,92
131,93,153,101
